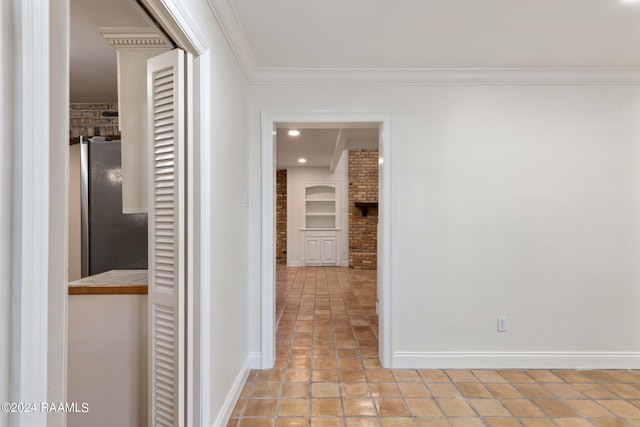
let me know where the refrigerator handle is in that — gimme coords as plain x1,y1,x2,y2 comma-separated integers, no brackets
80,136,90,277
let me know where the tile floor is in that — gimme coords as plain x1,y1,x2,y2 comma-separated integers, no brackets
229,266,640,427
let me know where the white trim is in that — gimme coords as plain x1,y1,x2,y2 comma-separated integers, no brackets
261,111,393,369
250,67,640,86
287,260,304,267
197,50,213,427
98,27,172,48
212,356,252,427
172,3,640,86
393,351,640,369
140,0,209,56
249,352,262,369
204,0,257,81
10,0,50,425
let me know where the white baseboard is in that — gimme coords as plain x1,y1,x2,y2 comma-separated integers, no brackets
249,352,262,369
212,356,251,427
393,351,640,369
287,260,304,267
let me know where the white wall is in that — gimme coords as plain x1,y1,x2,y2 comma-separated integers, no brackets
250,83,640,367
180,0,252,424
286,160,349,266
0,1,14,426
67,295,148,427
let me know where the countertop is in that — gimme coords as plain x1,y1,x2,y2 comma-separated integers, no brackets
68,269,148,295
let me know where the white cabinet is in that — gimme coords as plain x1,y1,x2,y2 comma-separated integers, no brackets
305,233,337,265
303,184,339,266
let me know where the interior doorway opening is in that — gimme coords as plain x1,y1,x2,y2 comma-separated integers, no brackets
261,112,393,370
273,122,381,368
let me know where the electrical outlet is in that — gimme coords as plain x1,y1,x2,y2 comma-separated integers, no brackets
497,316,507,332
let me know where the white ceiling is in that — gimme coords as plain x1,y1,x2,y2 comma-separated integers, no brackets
276,125,378,169
70,0,157,102
232,0,640,68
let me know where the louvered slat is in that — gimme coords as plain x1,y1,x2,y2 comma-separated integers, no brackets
148,49,185,427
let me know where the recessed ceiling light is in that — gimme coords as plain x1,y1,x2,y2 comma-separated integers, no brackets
298,158,307,163
288,130,300,136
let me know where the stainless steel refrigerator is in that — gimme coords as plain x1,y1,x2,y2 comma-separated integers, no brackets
80,137,148,277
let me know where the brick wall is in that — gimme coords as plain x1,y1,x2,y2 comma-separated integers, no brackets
276,170,287,264
70,103,120,142
349,150,378,269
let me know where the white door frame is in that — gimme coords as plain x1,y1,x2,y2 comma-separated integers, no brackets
261,111,394,368
139,2,210,426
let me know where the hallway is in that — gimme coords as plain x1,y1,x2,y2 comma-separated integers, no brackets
229,267,640,427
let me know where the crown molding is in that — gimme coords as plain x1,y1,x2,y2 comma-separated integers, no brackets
206,1,640,86
98,27,172,49
205,0,258,81
250,67,640,86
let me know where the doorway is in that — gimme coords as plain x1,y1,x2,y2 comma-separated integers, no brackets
261,112,394,369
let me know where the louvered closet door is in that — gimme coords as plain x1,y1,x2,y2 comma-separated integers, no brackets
147,48,186,427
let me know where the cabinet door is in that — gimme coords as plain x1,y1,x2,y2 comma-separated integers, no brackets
305,237,321,265
320,236,337,264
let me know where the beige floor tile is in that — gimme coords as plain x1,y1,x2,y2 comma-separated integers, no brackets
367,370,396,383
310,418,344,427
605,384,640,399
607,370,640,383
564,399,612,418
380,418,416,427
232,399,247,417
252,382,281,398
592,420,629,427
525,370,563,383
256,369,285,383
485,383,523,399
346,418,379,427
597,400,640,418
448,418,485,427
394,370,422,382
543,383,585,399
227,417,239,427
428,383,461,398
414,418,450,427
446,370,480,383
240,419,275,427
312,398,344,417
315,359,338,370
501,399,545,417
370,383,402,398
514,384,555,399
398,383,430,397
282,383,310,399
343,399,377,417
375,399,411,417
313,383,341,398
519,419,558,427
276,418,309,427
405,398,443,417
573,384,617,399
278,400,310,417
497,370,536,383
472,370,508,383
533,401,579,418
342,370,368,383
314,370,340,382
342,383,371,398
552,371,592,383
484,418,522,427
456,383,493,399
244,399,278,417
580,371,620,383
418,370,450,383
467,399,510,417
436,399,476,417
553,418,594,427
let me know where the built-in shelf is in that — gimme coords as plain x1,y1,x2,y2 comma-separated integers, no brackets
354,201,378,217
305,185,336,228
